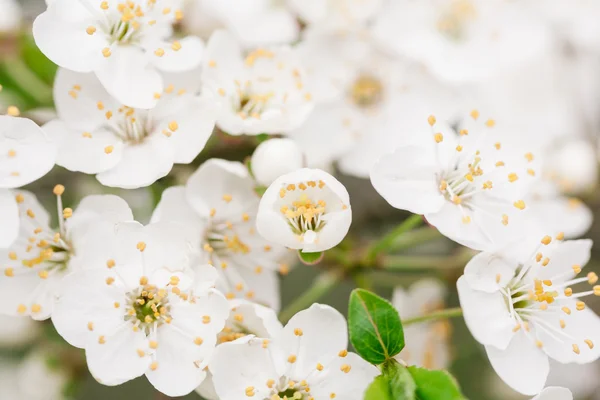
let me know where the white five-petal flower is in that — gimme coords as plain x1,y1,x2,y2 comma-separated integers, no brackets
33,0,204,108
257,168,352,252
371,112,539,251
209,303,379,400
202,30,314,135
152,159,291,310
0,190,133,320
44,68,216,189
51,220,229,396
457,236,600,395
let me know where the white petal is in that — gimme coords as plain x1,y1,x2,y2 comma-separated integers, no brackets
463,252,518,293
0,189,18,247
485,332,549,395
86,323,150,386
96,135,175,189
202,30,245,87
370,145,444,215
532,387,573,400
0,116,56,189
209,336,280,400
226,299,283,338
146,36,204,73
278,304,348,379
151,186,204,228
195,371,219,400
95,46,162,109
457,276,515,349
527,197,593,239
533,239,592,282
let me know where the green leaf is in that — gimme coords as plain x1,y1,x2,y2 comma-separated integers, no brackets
297,251,324,265
408,367,466,400
348,289,404,364
364,360,416,400
256,133,270,142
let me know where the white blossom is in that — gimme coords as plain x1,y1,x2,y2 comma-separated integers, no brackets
457,236,600,395
257,168,352,252
201,30,314,135
532,387,573,400
33,0,204,108
152,158,291,310
44,68,215,189
371,112,539,251
51,220,229,396
251,138,304,187
209,303,379,400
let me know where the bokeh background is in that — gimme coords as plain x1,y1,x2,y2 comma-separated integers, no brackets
3,0,600,399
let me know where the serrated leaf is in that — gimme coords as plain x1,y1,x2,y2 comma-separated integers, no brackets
348,289,404,364
364,360,416,400
297,251,324,265
408,367,466,400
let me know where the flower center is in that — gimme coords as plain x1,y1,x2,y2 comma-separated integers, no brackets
350,75,384,108
236,91,275,120
275,389,305,400
205,220,251,259
280,191,327,236
106,108,153,144
125,283,171,333
436,0,477,41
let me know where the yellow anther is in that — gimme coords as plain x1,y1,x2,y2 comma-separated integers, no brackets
508,173,518,183
202,315,211,324
38,270,48,279
288,355,297,363
87,322,94,331
562,306,571,315
7,105,20,116
223,194,233,203
576,301,586,311
17,304,26,314
434,133,444,143
4,268,13,277
456,145,463,152
102,47,111,57
485,119,495,127
459,129,468,136
470,110,480,120
339,349,348,357
245,386,255,397
63,208,73,219
150,362,158,371
495,161,505,167
513,200,526,210
588,272,598,284
564,288,573,297
427,115,436,126
136,242,146,252
86,26,96,35
53,184,65,196
106,277,115,285
340,364,351,373
316,363,324,371
573,264,582,274
525,152,534,162
559,320,566,329
154,48,165,57
104,146,114,154
294,328,303,336
585,339,594,349
168,121,178,132
98,335,106,344
573,344,581,354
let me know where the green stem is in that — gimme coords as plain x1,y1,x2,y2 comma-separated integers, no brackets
389,226,442,253
402,307,463,326
365,214,424,263
2,57,53,106
279,271,342,323
381,248,473,270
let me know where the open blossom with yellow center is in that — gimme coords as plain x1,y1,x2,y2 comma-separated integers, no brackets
33,0,204,108
458,235,600,395
51,221,229,397
43,68,215,189
196,299,284,400
0,115,56,247
152,159,291,310
257,168,351,253
371,112,540,251
0,187,134,320
209,304,379,400
201,30,314,135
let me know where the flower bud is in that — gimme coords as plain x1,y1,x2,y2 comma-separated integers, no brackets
251,138,304,186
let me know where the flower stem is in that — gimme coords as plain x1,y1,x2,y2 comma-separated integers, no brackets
380,248,474,270
402,307,463,326
279,270,342,323
388,226,442,253
365,214,424,263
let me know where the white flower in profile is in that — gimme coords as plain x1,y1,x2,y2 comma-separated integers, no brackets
51,220,229,396
196,299,283,400
33,0,204,108
152,159,291,310
370,112,540,251
0,188,134,320
392,279,451,369
183,0,299,48
457,235,600,395
287,0,383,32
532,387,573,400
257,168,352,253
251,138,304,187
201,30,314,135
209,303,379,400
44,68,215,189
0,0,22,33
372,0,550,83
0,115,56,247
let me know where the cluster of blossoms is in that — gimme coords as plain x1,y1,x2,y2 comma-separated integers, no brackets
2,0,600,399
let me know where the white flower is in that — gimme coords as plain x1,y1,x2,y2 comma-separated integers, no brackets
289,32,461,177
183,0,299,48
152,159,291,310
370,112,539,251
209,303,380,400
392,279,451,369
51,220,229,396
201,30,314,135
372,0,550,83
0,315,40,347
251,138,304,187
0,189,133,320
532,387,573,400
546,138,598,195
257,168,351,252
44,68,215,189
288,0,383,32
196,299,284,400
33,0,204,108
457,236,600,395
0,352,69,400
0,0,22,32
0,115,56,247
